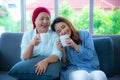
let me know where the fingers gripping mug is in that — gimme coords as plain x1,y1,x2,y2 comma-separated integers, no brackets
60,34,69,47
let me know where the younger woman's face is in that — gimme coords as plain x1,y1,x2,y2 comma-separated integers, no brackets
35,12,50,33
54,22,71,36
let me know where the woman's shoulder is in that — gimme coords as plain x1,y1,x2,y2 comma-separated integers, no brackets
78,30,90,35
78,30,92,41
24,29,35,33
48,29,58,37
23,29,35,37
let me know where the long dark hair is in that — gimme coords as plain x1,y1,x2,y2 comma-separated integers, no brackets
51,17,82,45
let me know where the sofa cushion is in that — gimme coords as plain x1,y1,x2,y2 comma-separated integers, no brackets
0,32,23,71
8,56,61,80
93,34,120,74
93,37,114,77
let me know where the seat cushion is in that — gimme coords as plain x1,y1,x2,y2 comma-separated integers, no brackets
8,56,61,80
93,37,114,77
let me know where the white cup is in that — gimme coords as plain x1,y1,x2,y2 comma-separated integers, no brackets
60,34,69,47
40,33,49,45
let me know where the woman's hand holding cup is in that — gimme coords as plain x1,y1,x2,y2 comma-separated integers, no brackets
60,34,69,47
30,34,40,46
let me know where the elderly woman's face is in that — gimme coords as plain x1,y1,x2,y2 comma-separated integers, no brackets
35,12,50,33
54,22,71,37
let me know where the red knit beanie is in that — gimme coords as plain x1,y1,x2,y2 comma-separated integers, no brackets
32,7,51,29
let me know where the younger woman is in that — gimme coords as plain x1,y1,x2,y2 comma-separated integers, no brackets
51,17,107,80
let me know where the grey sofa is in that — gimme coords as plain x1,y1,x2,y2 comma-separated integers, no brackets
0,32,120,80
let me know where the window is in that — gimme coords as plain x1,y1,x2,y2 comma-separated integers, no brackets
1,0,119,34
94,0,120,34
25,0,89,31
0,0,21,34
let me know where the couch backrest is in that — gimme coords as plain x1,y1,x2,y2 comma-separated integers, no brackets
0,32,23,71
93,37,114,77
93,35,120,74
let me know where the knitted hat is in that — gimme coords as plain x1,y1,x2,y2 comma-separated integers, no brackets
32,7,51,29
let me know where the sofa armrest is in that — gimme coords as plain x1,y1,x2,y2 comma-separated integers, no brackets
0,32,23,71
93,37,114,77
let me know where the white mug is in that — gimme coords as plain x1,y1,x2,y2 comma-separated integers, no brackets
60,34,69,47
40,33,49,45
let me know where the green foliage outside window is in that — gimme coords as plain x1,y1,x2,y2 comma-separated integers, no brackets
111,8,120,34
0,1,120,34
0,6,21,32
59,1,120,34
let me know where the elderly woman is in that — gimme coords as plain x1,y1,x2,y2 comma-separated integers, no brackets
51,17,107,80
8,7,62,80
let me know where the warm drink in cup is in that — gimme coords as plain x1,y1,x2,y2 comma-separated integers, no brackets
40,33,49,45
60,34,69,47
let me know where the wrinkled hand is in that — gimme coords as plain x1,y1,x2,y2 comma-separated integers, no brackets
35,59,48,75
31,34,40,46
